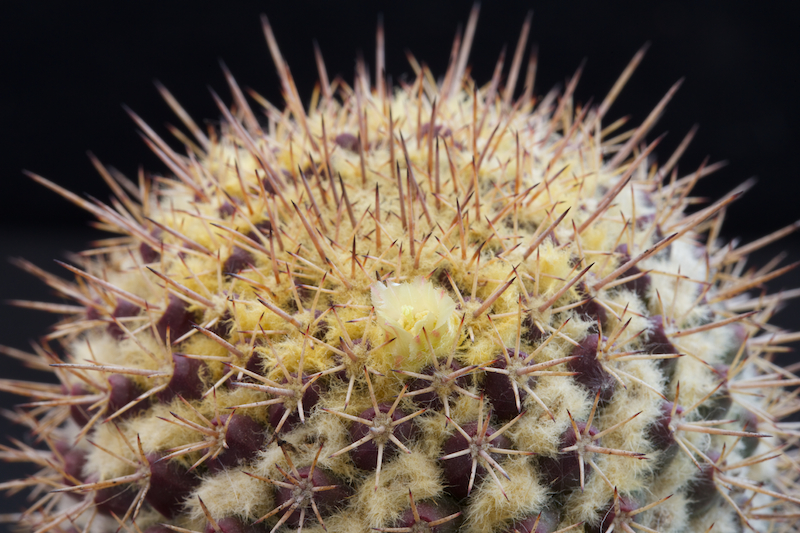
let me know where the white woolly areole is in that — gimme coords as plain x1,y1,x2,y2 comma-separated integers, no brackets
371,278,460,370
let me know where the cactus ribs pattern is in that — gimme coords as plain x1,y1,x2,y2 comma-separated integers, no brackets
3,5,800,533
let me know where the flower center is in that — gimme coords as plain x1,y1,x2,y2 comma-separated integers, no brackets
398,305,430,333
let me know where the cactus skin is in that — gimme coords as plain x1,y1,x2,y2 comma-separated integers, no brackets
2,5,800,533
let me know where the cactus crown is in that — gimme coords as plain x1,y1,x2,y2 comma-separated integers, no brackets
2,6,799,533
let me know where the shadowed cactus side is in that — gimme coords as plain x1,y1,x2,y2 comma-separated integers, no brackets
2,5,800,533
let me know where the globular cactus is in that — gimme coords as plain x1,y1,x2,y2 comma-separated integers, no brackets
3,6,800,533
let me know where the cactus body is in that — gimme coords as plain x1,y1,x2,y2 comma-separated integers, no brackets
2,6,800,533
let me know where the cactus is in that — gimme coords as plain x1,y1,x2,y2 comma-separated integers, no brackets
2,6,800,533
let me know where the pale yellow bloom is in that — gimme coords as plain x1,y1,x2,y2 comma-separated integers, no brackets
371,278,460,370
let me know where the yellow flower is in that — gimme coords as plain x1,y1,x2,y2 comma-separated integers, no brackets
370,278,460,371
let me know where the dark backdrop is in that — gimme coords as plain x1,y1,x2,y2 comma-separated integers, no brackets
1,0,799,525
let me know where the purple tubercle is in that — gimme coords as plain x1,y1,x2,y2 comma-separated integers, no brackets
647,401,680,451
206,413,267,473
646,400,682,469
218,201,236,219
139,229,163,264
407,361,469,411
107,299,141,339
231,351,264,384
223,246,255,275
267,376,322,433
107,373,147,418
567,335,616,404
145,453,201,518
85,303,102,321
575,283,607,325
614,245,652,299
54,441,87,485
260,176,276,196
483,350,530,421
538,421,597,493
644,316,679,378
311,309,330,341
65,383,92,426
208,310,232,339
204,517,266,533
502,509,560,533
349,403,417,470
394,498,462,533
334,133,359,153
522,313,546,345
249,219,273,239
698,366,733,421
440,421,512,501
156,294,197,342
418,122,451,139
686,451,721,516
140,241,161,264
586,495,639,533
273,466,352,528
88,473,137,516
66,374,146,425
156,354,206,403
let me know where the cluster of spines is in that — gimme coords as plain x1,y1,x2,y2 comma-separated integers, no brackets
1,4,800,533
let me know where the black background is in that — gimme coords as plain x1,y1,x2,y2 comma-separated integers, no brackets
1,0,799,525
